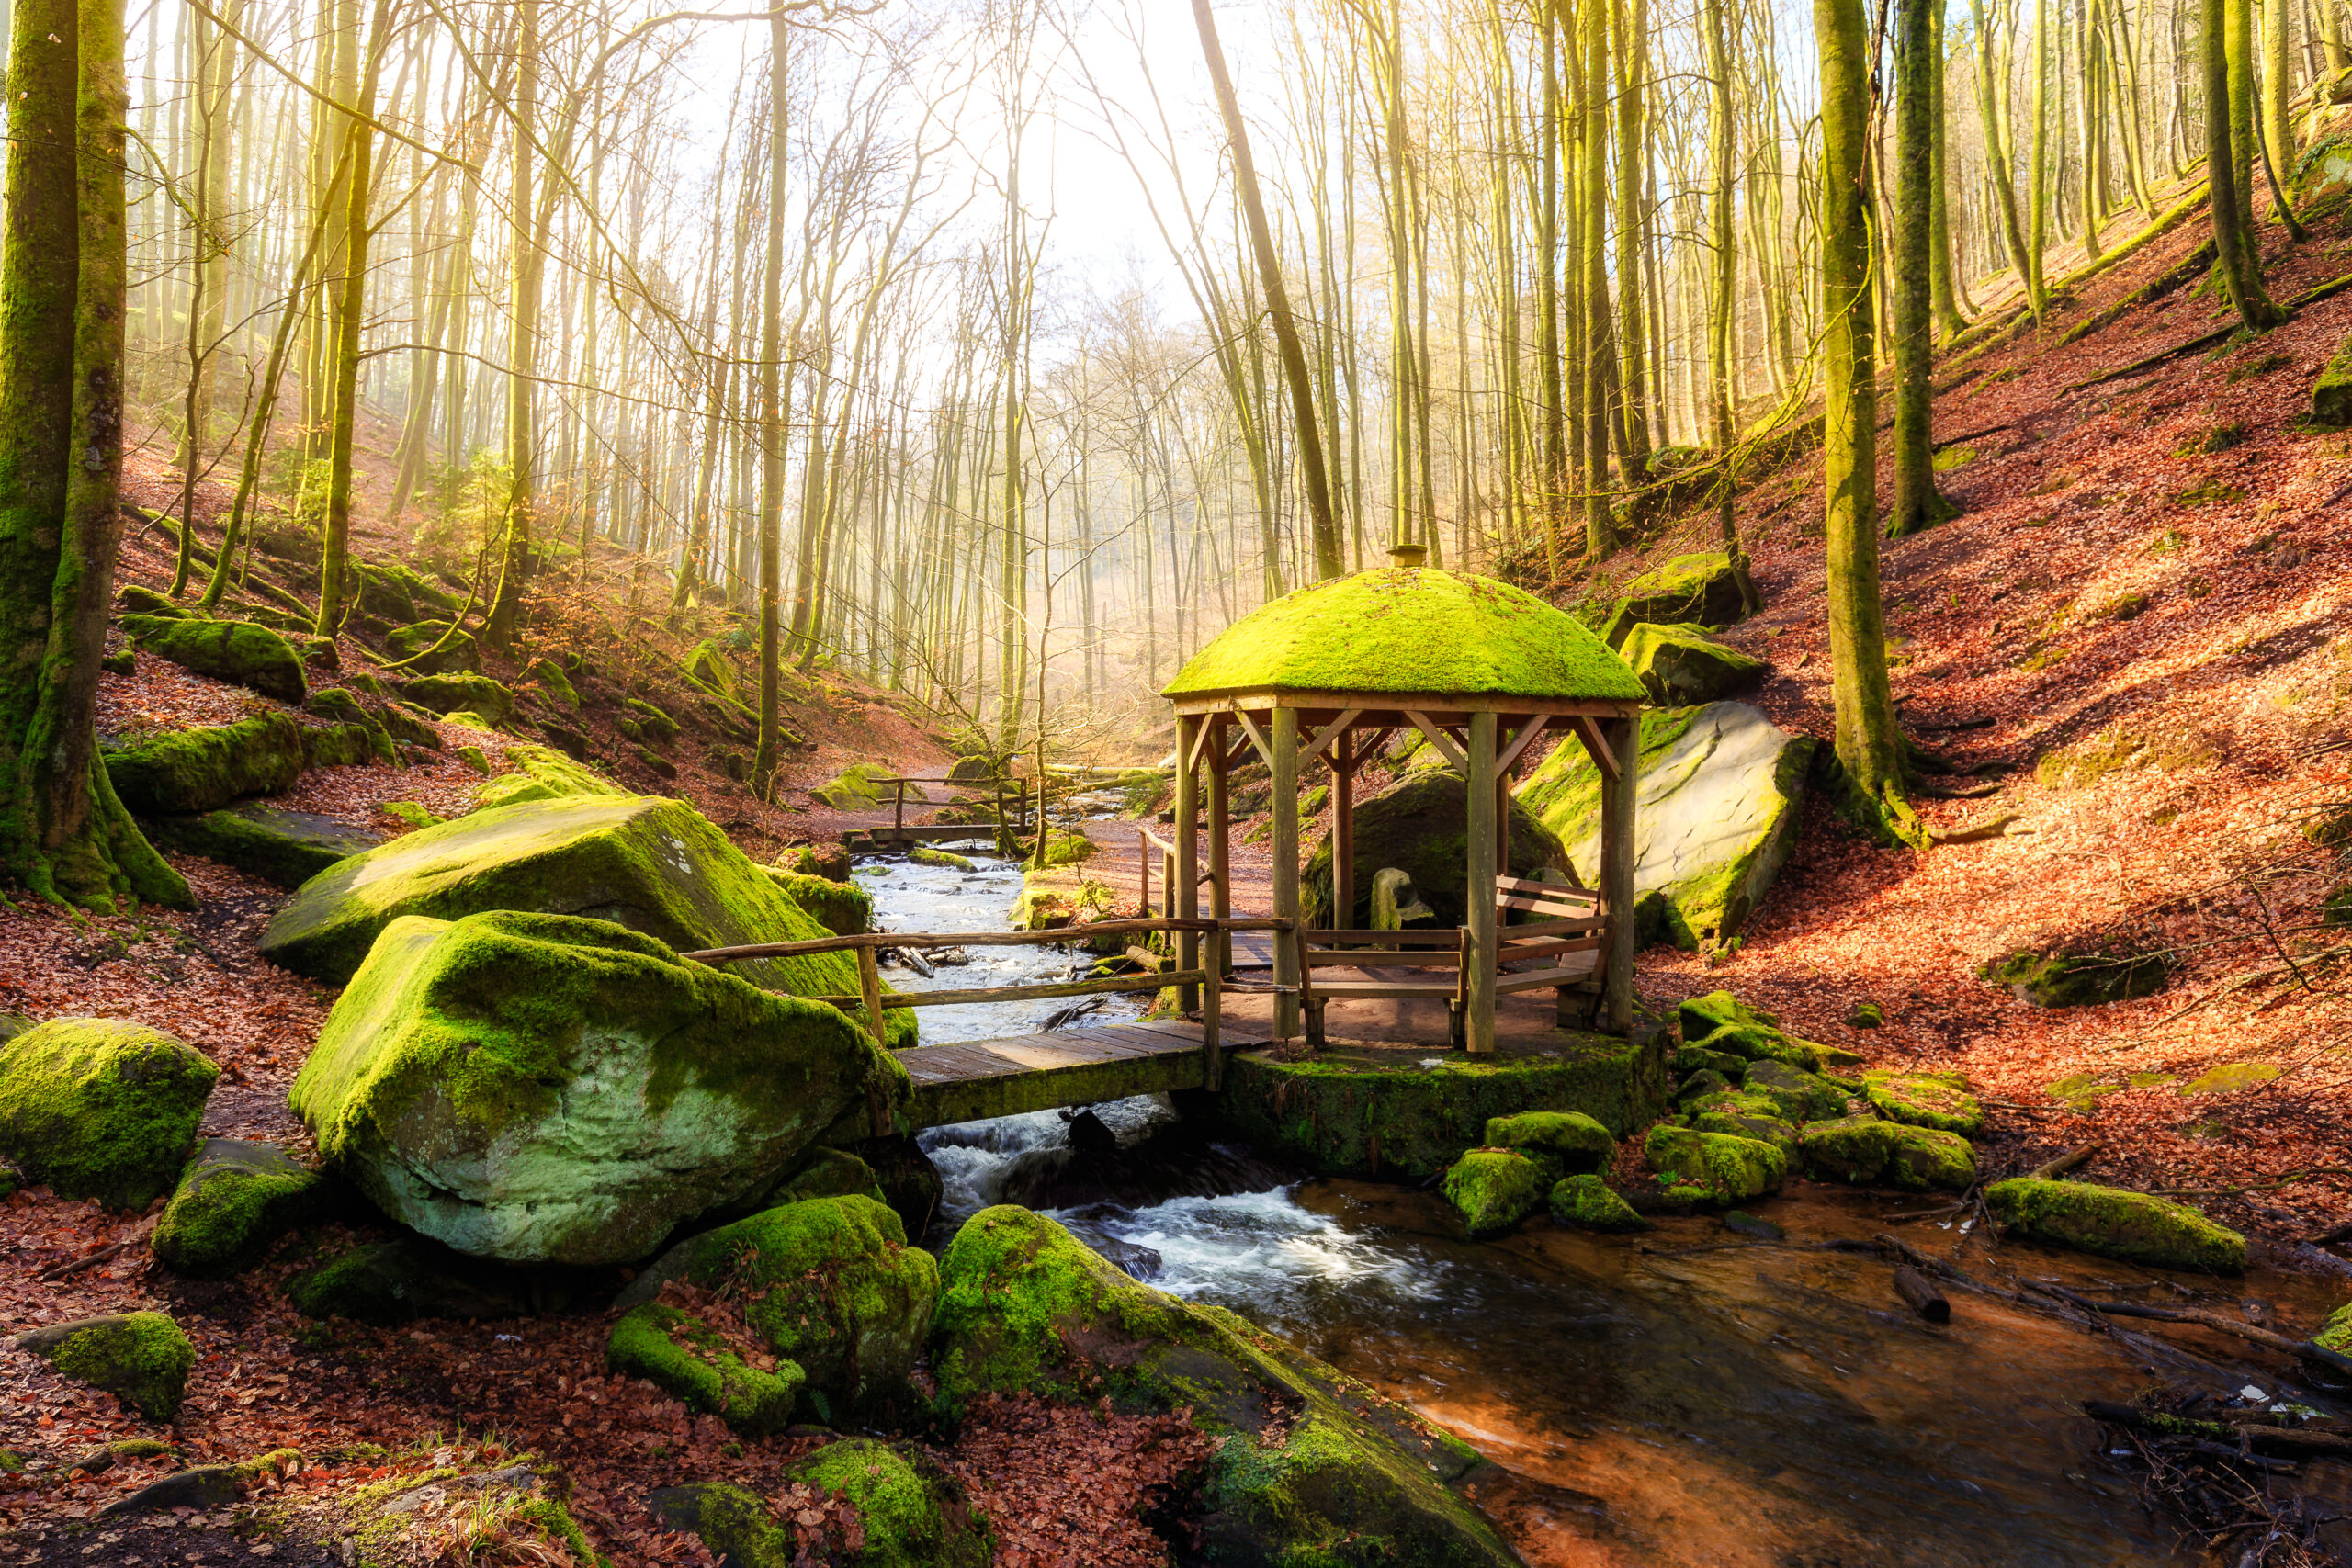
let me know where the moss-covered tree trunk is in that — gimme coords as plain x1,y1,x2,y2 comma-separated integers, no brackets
315,0,386,641
1611,0,1651,525
1580,0,1611,559
751,6,787,793
1817,0,1920,847
1702,0,1760,615
1928,10,1971,334
1887,0,1955,539
2207,0,2286,328
485,0,538,651
1968,0,2039,310
0,0,188,909
2028,0,2052,309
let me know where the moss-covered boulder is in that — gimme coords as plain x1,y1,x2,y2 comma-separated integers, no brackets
809,762,898,810
1036,829,1094,866
684,639,741,700
1681,1089,1801,1152
1484,1109,1615,1173
1549,1173,1648,1230
1863,1070,1985,1137
1643,1124,1784,1204
931,1206,1516,1567
1743,1059,1849,1124
1676,990,1864,1074
1797,1114,1974,1190
1599,550,1749,645
1985,1178,2246,1272
119,615,307,703
1984,949,2169,1007
1216,1034,1668,1179
650,1444,988,1568
1672,1042,1745,1077
471,744,626,812
303,687,396,762
15,1313,194,1421
1304,768,1569,929
153,1139,342,1278
1619,622,1767,706
908,845,975,872
289,911,911,1265
764,868,872,936
2316,1302,2352,1357
141,804,383,889
2315,331,2352,427
608,1304,806,1436
771,1146,888,1206
0,1020,217,1209
102,711,308,815
384,620,479,675
525,657,579,709
399,673,514,724
1520,704,1812,950
258,793,912,1045
625,697,680,744
379,701,444,750
609,1197,936,1425
1441,1149,1549,1236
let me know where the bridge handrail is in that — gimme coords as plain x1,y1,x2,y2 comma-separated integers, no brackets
684,916,1294,1090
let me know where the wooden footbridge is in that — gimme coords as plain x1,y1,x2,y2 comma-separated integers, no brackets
679,917,1283,1129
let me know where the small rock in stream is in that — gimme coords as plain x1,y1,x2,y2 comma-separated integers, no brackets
1723,1210,1785,1240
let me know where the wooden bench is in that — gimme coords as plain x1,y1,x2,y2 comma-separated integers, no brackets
1293,874,1611,1047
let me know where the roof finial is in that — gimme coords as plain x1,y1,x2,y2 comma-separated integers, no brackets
1388,541,1427,569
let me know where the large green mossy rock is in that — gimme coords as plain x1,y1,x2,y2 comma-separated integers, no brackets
1520,703,1813,950
1743,1059,1849,1124
1983,948,2169,1008
302,688,396,765
1680,1089,1800,1152
103,712,307,815
932,1206,1516,1568
16,1313,194,1420
256,793,913,1044
153,1139,343,1278
1441,1149,1549,1236
609,1197,936,1426
141,804,382,889
399,673,514,724
1303,768,1569,929
0,1020,217,1209
1483,1109,1615,1172
384,620,479,675
1643,1124,1785,1205
1619,622,1767,706
1797,1115,1975,1190
2315,332,2352,427
119,615,307,703
764,869,872,936
650,1444,988,1568
1549,1173,1648,1231
289,911,911,1265
1216,1034,1669,1180
470,744,626,813
1677,991,1864,1075
1985,1178,2246,1272
1864,1070,1985,1137
1598,550,1749,646
809,762,898,810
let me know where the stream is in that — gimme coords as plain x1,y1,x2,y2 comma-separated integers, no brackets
857,841,2352,1566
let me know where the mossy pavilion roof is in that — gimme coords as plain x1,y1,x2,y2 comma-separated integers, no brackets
1162,565,1645,705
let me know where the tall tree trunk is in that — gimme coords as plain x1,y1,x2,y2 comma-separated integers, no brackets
0,0,187,908
1888,0,1955,538
1613,0,1652,521
1817,0,1919,844
1581,0,1612,558
2210,0,2286,325
314,0,387,639
1930,8,1972,331
487,0,539,649
1971,0,2040,306
752,12,788,790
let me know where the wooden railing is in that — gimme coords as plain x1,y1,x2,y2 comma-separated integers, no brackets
679,915,1293,1090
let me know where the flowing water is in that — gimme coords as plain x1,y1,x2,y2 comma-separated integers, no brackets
861,844,2352,1567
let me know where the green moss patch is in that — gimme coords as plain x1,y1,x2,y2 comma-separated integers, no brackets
119,615,307,703
1985,1178,2245,1272
1642,1124,1785,1204
103,711,309,815
1797,1115,1974,1190
1677,990,1864,1073
399,673,514,724
1441,1149,1549,1236
153,1138,342,1278
472,743,626,812
608,1302,805,1435
1619,622,1767,706
1216,1032,1669,1180
791,1438,988,1568
1548,1173,1648,1231
17,1313,194,1420
0,1019,217,1209
1984,948,2169,1008
1163,565,1645,703
1483,1110,1615,1172
2177,1063,2284,1095
1863,1070,1985,1136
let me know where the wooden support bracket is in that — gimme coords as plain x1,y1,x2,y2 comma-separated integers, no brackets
1491,716,1552,782
1570,715,1621,780
1404,711,1468,772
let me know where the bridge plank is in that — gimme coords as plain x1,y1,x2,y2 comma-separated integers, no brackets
898,1019,1275,1128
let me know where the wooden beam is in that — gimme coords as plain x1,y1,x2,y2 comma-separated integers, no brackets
1272,707,1301,1039
1185,713,1219,775
1169,688,1645,718
1301,708,1363,763
1602,713,1640,1033
1404,710,1468,771
1492,716,1553,782
1176,714,1202,1014
1331,732,1354,932
1465,712,1499,1055
814,972,1209,1010
1233,709,1274,768
1570,715,1621,780
1208,728,1232,978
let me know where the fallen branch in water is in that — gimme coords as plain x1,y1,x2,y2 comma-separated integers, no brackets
2038,1284,2352,1378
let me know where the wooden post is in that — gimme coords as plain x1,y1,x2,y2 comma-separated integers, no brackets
1272,706,1301,1039
1465,710,1498,1055
1331,731,1354,937
1201,923,1224,1089
893,779,905,839
1139,829,1151,916
1207,717,1231,977
1175,714,1201,1014
856,943,888,1046
1602,713,1640,1033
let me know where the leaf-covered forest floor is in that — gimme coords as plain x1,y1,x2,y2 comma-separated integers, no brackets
11,192,2352,1564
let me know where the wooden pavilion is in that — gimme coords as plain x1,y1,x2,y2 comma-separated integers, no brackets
1159,544,1649,1053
